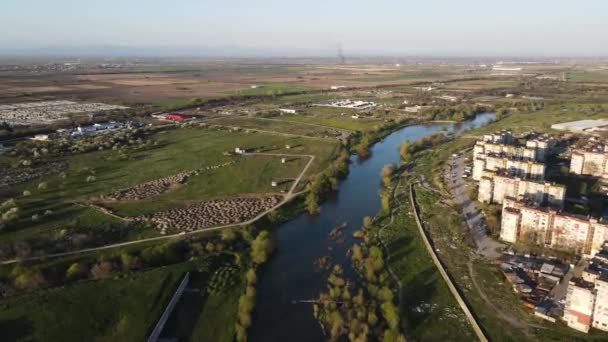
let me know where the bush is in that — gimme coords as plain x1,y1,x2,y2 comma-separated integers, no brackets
90,261,113,279
66,262,88,280
251,231,274,264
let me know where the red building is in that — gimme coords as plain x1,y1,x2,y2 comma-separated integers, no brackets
164,113,192,121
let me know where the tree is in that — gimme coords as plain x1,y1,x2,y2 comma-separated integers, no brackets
14,270,46,290
221,228,237,242
380,302,400,330
251,231,274,264
399,141,411,162
363,216,373,229
90,261,113,279
381,164,396,186
383,329,406,342
246,268,257,285
66,262,88,280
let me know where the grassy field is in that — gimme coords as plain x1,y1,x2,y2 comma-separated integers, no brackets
444,79,520,90
568,70,608,83
274,106,392,131
208,116,341,138
0,261,189,342
153,98,202,110
0,126,339,251
374,186,476,340
159,257,242,342
231,82,316,96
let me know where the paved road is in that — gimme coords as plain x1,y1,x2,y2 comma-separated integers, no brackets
445,154,504,259
1,153,315,265
550,258,586,304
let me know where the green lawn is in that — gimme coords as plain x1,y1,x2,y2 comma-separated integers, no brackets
154,98,202,110
231,82,316,96
0,127,339,253
0,262,188,342
275,106,388,131
209,116,340,138
373,188,476,341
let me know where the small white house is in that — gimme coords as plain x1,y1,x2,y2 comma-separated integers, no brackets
279,108,297,114
281,158,286,164
351,115,360,119
330,85,347,90
271,181,278,187
285,144,291,150
235,147,246,154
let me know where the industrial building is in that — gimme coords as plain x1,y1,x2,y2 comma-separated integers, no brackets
551,120,608,135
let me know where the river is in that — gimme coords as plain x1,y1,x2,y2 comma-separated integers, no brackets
249,113,496,341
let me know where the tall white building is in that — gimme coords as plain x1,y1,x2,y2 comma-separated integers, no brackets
564,278,596,333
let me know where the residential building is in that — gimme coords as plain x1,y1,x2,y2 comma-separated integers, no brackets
570,145,608,179
472,131,553,181
478,169,565,208
564,278,596,333
563,246,608,333
593,277,608,332
473,154,545,181
500,197,608,256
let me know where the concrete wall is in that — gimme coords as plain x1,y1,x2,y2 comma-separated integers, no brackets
147,272,191,342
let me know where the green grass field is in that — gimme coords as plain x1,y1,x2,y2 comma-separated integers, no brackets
208,116,340,138
568,70,608,83
274,106,390,131
0,262,188,342
231,82,316,96
374,188,476,341
0,127,339,252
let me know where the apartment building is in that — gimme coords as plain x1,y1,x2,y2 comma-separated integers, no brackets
564,278,596,333
564,246,608,333
478,169,565,208
570,144,608,179
500,197,608,256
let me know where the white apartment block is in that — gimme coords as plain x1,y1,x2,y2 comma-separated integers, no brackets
472,131,553,181
473,155,545,181
564,279,596,333
570,149,608,179
478,170,565,208
593,277,608,332
500,197,608,256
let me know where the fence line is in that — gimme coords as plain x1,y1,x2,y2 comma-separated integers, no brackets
408,184,488,342
147,272,191,342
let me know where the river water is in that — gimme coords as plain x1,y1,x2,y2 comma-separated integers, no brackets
249,113,496,341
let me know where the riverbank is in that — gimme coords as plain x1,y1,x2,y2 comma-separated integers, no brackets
249,113,496,341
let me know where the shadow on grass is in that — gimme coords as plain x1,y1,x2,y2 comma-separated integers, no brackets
0,316,34,341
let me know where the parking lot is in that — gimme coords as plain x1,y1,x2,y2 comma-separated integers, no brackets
445,151,504,259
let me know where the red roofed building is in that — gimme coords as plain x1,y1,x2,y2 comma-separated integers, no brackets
164,113,192,121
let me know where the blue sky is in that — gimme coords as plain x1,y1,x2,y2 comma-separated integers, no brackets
1,0,607,56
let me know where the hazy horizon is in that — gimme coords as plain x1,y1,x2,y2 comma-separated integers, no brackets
2,0,607,57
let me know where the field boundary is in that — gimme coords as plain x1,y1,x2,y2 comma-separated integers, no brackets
408,183,488,342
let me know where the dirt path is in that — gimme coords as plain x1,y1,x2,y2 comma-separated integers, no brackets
466,258,546,338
